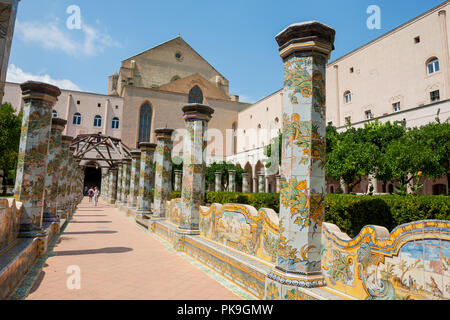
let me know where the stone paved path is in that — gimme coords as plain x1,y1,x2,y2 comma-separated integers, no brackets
24,198,241,300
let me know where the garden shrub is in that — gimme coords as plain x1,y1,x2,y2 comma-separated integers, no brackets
167,191,449,238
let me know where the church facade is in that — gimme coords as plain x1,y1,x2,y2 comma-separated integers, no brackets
3,1,449,195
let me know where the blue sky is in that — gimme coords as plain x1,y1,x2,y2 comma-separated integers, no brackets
7,0,445,103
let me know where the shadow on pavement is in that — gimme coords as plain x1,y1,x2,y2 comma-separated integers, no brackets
55,247,133,256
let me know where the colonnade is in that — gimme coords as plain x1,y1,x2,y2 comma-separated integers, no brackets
13,81,83,235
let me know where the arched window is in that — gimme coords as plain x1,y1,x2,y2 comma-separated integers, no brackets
73,113,82,125
52,110,58,118
112,117,120,129
171,75,181,82
344,90,352,104
188,86,203,104
427,58,440,74
139,103,152,143
93,115,102,127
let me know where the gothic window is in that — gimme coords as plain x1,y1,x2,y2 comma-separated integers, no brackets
188,86,203,104
93,115,102,127
139,103,152,143
112,117,120,129
73,113,82,125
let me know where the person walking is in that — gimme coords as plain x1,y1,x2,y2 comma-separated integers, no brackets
88,187,94,202
93,187,100,207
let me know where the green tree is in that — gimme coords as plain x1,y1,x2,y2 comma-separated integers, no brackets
360,120,407,190
205,162,245,191
408,120,450,194
0,103,22,195
381,134,440,195
263,130,282,174
326,127,377,193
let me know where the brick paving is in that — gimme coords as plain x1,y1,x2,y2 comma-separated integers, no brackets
24,198,241,300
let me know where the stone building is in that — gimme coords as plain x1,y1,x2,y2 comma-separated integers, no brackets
3,1,449,195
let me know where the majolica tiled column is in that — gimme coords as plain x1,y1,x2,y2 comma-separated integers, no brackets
71,159,80,210
215,172,222,192
128,150,141,208
179,104,214,234
137,143,156,216
103,168,110,202
116,162,123,203
57,135,72,218
43,118,67,222
242,173,249,193
153,129,174,219
258,171,265,193
228,170,236,192
67,147,77,213
174,170,182,191
14,81,61,234
109,168,118,204
265,21,335,297
121,158,132,205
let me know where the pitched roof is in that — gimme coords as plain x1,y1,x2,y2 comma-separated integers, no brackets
123,36,227,80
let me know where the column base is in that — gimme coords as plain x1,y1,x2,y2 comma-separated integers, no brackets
175,227,200,236
267,267,326,288
18,227,47,239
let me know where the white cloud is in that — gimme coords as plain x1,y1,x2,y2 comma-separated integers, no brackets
15,19,120,57
6,64,81,91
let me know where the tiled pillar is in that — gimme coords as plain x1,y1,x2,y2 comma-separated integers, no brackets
128,150,141,208
116,162,123,203
179,104,214,234
215,172,222,192
228,170,236,192
153,129,174,219
67,146,77,214
138,142,157,215
43,118,67,222
101,168,109,201
266,21,335,296
276,175,282,193
14,81,61,234
71,159,80,210
117,165,123,203
258,171,265,193
174,170,182,191
109,168,118,203
242,173,249,193
0,0,19,104
57,135,72,218
121,158,132,205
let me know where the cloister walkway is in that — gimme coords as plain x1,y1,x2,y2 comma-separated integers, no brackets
18,198,243,300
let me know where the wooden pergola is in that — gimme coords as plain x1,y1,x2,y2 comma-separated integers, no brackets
71,134,132,169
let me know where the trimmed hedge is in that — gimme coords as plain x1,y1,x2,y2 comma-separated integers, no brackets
205,192,280,213
324,194,449,237
186,192,448,238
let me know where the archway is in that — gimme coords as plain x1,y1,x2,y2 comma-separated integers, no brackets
84,162,102,194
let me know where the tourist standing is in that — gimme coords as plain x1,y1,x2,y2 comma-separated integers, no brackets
88,187,94,202
93,187,100,206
